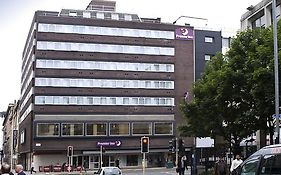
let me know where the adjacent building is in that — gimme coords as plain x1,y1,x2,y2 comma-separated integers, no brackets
241,0,281,30
19,0,194,170
2,101,19,169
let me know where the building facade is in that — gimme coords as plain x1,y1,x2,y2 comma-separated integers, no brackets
2,101,19,169
19,0,194,170
241,0,281,30
194,29,223,80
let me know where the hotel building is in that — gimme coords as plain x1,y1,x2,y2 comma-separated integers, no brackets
19,0,194,170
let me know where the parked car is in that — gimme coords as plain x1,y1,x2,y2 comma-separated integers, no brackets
95,167,122,175
238,144,281,174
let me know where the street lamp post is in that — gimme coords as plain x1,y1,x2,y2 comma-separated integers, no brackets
272,0,280,144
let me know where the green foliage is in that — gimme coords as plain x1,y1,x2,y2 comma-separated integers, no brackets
180,22,281,151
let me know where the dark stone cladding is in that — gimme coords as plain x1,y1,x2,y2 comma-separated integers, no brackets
35,50,175,64
33,105,174,115
32,137,174,152
18,113,33,154
37,32,175,47
35,68,174,80
34,87,175,97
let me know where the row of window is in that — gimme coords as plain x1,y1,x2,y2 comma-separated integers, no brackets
38,23,174,39
36,41,175,56
35,78,174,89
36,122,173,137
36,59,174,72
65,10,140,22
35,96,175,106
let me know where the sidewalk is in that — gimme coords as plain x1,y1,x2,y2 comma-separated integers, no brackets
22,167,174,175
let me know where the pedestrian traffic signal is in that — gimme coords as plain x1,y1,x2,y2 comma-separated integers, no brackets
141,137,149,153
67,146,73,157
169,139,176,153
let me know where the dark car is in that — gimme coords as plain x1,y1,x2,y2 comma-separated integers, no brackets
238,144,281,174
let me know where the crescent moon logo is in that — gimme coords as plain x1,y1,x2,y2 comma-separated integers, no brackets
116,141,122,146
181,28,189,36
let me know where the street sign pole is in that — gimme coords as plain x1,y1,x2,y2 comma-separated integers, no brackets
142,153,146,175
175,138,178,167
100,146,103,168
273,0,280,144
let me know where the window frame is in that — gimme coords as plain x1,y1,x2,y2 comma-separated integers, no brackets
204,36,214,43
154,122,173,135
36,123,60,137
109,122,130,136
132,122,152,136
61,123,84,137
85,123,107,136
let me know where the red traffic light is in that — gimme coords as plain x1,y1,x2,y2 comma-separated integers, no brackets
141,137,149,153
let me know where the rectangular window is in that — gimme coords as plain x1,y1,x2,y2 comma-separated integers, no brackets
86,123,107,136
83,12,91,18
62,123,84,136
20,130,25,144
37,123,59,137
69,12,77,17
154,122,173,135
205,55,212,61
205,37,214,43
110,123,129,136
96,12,104,19
132,123,152,135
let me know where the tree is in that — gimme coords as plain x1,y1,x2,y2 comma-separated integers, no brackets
180,22,281,154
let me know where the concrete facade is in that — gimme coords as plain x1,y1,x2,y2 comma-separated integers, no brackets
241,0,281,30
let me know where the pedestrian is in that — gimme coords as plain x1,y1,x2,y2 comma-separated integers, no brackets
15,164,26,175
62,162,66,172
30,161,36,174
1,163,14,175
177,156,188,175
230,154,243,175
214,155,228,175
115,158,120,168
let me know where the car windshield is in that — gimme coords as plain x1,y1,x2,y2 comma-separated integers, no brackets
103,168,121,175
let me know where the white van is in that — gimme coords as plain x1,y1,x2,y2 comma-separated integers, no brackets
238,144,281,174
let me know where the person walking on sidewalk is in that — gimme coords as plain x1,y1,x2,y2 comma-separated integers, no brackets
30,161,36,174
177,156,188,175
214,155,228,175
15,164,26,175
230,155,243,175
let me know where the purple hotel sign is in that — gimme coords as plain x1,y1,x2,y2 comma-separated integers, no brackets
96,140,122,147
175,27,194,40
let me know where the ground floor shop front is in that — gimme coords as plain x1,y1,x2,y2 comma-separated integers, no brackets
19,149,171,172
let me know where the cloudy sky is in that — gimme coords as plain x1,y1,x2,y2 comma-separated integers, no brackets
0,0,261,111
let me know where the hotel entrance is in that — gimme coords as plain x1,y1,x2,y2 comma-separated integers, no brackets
88,155,115,169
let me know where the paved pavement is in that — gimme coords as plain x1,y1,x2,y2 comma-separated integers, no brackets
20,167,191,175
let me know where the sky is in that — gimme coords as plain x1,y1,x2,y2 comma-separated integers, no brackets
0,0,262,111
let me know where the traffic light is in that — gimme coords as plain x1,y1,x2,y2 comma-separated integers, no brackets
178,139,184,153
67,146,73,157
169,139,176,153
141,137,149,153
